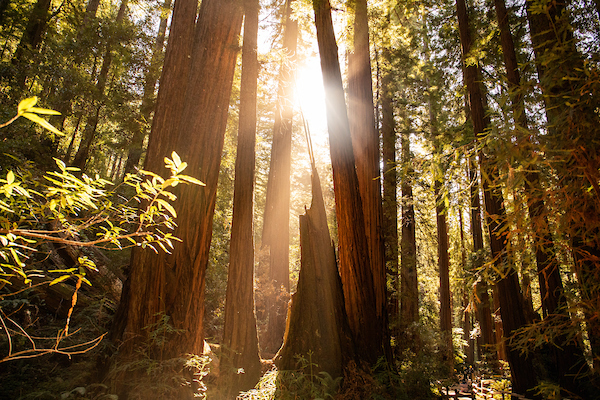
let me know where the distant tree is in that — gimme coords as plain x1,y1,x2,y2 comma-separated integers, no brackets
123,0,172,175
399,106,418,343
11,0,52,89
260,0,297,355
72,0,129,168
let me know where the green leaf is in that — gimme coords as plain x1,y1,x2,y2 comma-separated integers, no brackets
6,171,14,185
178,175,205,186
21,113,64,136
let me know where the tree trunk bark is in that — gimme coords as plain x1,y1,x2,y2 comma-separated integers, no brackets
312,0,382,364
111,1,243,397
260,0,297,355
381,49,398,337
220,0,262,395
347,0,388,359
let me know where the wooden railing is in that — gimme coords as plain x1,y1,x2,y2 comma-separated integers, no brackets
442,379,533,400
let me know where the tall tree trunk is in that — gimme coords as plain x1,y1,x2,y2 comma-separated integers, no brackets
110,0,243,396
220,0,261,394
467,156,495,358
123,0,172,175
399,110,418,343
435,177,453,365
347,0,388,359
427,76,453,365
312,0,382,364
381,49,398,336
459,208,475,365
260,0,297,355
72,0,129,169
456,0,538,396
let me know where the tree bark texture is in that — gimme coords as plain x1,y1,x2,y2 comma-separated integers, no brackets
275,166,354,378
261,0,298,355
456,0,538,396
312,0,382,364
112,0,243,377
347,0,388,354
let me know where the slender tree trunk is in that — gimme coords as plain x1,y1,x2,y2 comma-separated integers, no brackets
312,0,382,364
72,0,129,169
399,111,418,341
111,1,243,397
123,0,172,175
220,0,261,395
381,49,398,335
467,156,495,359
456,0,538,396
347,0,388,359
459,208,475,365
260,0,297,355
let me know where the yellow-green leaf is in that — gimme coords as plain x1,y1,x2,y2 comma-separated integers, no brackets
155,198,177,218
21,113,64,136
50,275,71,286
27,106,61,115
18,97,38,113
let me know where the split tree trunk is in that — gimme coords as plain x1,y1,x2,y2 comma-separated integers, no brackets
274,166,354,378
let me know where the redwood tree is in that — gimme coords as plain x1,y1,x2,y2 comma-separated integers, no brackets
111,0,243,396
312,0,383,364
